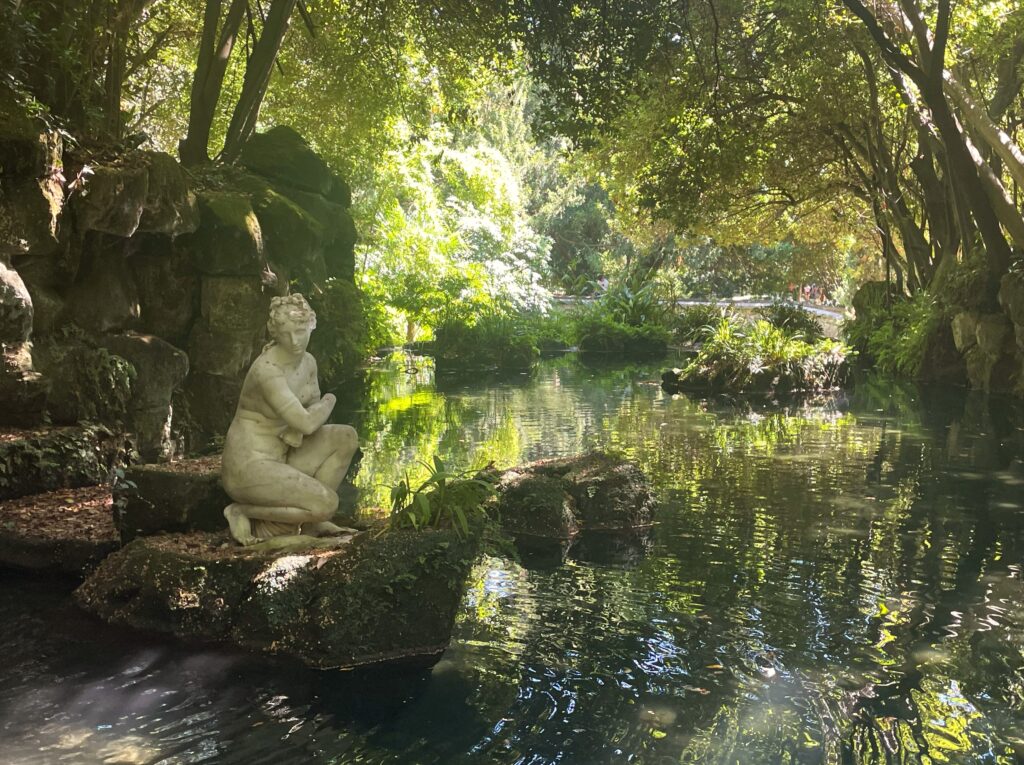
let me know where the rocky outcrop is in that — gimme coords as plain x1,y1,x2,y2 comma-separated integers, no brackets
0,94,362,453
75,527,479,669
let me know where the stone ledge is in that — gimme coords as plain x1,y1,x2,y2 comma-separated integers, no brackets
0,484,119,575
115,455,227,542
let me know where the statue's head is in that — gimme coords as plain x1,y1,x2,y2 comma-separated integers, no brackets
267,293,316,355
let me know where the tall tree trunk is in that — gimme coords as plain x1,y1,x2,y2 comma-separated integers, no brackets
221,0,297,162
179,0,247,166
943,72,1024,192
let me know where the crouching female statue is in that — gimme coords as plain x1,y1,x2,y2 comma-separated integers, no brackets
222,293,358,545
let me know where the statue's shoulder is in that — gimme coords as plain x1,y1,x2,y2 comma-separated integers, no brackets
249,352,283,379
303,352,318,369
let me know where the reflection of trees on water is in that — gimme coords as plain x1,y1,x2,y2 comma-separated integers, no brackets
345,354,1024,761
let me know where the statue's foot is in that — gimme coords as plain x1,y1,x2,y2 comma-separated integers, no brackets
303,521,358,538
224,504,258,546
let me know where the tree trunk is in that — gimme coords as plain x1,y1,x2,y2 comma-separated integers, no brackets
943,72,1024,192
179,0,247,166
221,0,297,162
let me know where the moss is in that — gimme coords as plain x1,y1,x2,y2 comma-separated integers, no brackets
33,329,136,424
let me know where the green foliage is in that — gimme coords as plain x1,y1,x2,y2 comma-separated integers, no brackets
675,304,727,344
843,292,941,378
574,314,670,356
386,457,496,539
572,280,671,356
307,279,369,382
433,311,540,371
681,318,850,392
756,302,824,342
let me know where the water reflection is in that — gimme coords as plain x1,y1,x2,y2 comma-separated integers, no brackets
1,355,1023,763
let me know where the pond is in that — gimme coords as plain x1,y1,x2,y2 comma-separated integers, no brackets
1,353,1023,764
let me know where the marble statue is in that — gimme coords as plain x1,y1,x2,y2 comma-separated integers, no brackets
222,293,359,545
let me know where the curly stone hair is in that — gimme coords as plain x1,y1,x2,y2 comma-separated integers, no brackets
264,293,316,350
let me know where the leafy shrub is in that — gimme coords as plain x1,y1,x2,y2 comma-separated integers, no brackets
574,313,670,356
434,310,540,370
600,282,668,327
843,291,940,377
308,278,370,381
573,281,671,357
675,304,726,344
756,302,823,341
679,318,850,392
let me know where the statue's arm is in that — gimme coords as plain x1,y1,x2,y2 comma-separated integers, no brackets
259,364,335,435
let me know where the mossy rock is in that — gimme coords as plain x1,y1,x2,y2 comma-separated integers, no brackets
851,281,903,317
0,84,65,259
250,186,326,279
33,333,136,425
137,151,199,236
496,452,656,539
999,271,1024,328
75,527,480,669
240,126,352,207
0,424,132,501
186,192,266,276
73,162,150,237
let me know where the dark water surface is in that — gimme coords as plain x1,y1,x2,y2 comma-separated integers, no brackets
2,354,1023,764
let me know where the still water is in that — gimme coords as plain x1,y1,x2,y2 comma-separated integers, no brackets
1,353,1023,764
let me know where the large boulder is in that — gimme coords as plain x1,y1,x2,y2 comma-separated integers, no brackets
0,260,32,345
33,333,136,425
137,152,199,236
64,233,142,334
0,85,65,260
184,371,243,443
75,527,479,669
951,312,979,353
73,161,150,238
962,313,1017,392
129,235,199,345
998,271,1024,328
114,456,228,542
496,452,656,540
240,126,351,207
186,191,266,277
0,263,43,424
97,333,189,461
199,276,270,335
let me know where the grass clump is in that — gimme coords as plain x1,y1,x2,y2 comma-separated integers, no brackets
434,311,540,371
675,304,726,344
